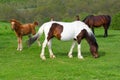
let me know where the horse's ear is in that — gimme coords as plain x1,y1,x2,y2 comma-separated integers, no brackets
50,17,54,21
10,19,16,22
76,15,80,21
10,19,13,22
34,22,38,25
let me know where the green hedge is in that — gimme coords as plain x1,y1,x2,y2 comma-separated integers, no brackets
111,12,120,30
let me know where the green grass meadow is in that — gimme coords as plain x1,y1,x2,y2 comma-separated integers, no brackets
0,22,120,80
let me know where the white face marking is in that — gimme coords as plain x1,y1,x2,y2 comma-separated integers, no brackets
11,22,15,25
11,22,15,30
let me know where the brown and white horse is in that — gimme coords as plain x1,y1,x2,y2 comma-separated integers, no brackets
27,21,99,60
10,19,40,51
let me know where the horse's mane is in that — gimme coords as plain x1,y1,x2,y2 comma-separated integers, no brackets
10,19,22,25
83,15,94,22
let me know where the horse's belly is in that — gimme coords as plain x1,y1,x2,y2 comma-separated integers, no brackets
60,32,74,41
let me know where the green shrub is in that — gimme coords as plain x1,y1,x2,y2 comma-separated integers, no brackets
111,12,120,30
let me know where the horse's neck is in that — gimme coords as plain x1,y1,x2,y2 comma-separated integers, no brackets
85,33,96,46
14,23,22,32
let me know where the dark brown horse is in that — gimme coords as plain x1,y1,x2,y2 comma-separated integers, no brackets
10,19,40,51
83,15,111,37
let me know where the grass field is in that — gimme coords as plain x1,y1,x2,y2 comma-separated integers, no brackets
0,22,120,80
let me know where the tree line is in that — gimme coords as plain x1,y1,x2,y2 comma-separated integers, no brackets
0,0,120,27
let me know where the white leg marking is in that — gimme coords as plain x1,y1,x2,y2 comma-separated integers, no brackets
17,37,22,51
17,38,20,50
77,44,83,59
68,41,76,58
47,40,56,59
17,43,19,51
19,43,22,51
40,39,47,60
19,38,22,51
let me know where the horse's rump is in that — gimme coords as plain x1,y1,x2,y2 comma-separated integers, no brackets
83,15,111,27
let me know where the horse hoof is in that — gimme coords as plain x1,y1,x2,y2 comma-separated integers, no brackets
68,54,73,58
19,49,22,51
17,48,22,51
17,48,19,51
40,55,46,60
94,55,99,58
50,55,56,59
78,56,84,59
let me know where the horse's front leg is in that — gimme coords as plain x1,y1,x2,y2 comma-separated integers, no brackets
47,39,56,59
40,39,47,60
77,44,83,59
68,41,76,58
20,37,22,51
17,37,22,51
17,37,20,51
92,27,95,34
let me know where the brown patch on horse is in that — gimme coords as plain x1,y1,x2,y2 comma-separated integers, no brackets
47,23,63,41
76,29,99,58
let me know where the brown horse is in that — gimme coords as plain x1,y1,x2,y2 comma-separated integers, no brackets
10,19,40,51
83,15,111,37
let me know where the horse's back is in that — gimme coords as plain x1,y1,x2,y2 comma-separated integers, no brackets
59,21,92,40
42,21,92,41
83,15,111,26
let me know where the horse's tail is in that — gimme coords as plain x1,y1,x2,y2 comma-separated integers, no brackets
33,21,39,26
27,25,44,47
107,15,111,26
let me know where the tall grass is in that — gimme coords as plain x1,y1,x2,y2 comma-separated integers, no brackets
0,22,120,80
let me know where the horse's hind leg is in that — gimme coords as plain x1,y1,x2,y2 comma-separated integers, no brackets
47,39,56,59
103,25,108,37
68,41,76,58
40,39,47,60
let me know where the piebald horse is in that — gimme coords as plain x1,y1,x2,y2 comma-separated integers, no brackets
27,21,99,60
10,19,40,51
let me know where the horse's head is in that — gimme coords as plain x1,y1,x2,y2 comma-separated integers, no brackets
79,29,99,58
10,19,17,30
10,19,21,30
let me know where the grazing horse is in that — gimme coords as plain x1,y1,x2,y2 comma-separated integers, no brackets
10,19,40,51
83,15,111,37
27,21,99,60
